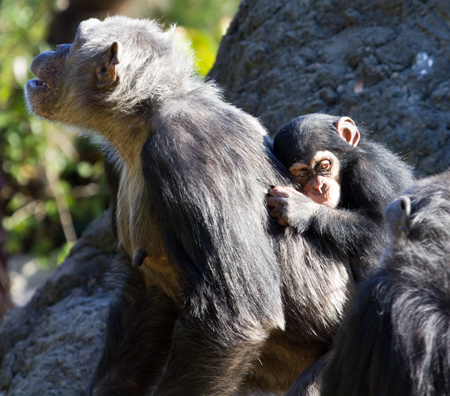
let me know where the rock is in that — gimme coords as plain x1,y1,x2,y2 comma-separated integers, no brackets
210,0,450,177
0,212,117,395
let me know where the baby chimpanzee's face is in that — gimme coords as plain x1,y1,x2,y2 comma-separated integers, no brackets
289,150,341,208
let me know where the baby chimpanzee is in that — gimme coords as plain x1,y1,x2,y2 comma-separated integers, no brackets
267,113,413,281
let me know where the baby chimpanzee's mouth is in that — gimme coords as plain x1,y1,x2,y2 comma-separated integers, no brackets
309,187,329,196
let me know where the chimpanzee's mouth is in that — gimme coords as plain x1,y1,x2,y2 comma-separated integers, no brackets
27,79,48,91
31,79,46,87
308,187,329,196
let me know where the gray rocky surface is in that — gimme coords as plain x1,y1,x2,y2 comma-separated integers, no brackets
210,0,450,177
2,0,450,394
0,212,116,395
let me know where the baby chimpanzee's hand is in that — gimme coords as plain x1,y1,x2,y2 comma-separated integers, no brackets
267,186,318,231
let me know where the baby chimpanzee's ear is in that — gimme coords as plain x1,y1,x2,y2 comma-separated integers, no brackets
335,117,360,147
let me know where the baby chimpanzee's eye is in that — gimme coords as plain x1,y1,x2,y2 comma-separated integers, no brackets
319,160,331,171
297,171,309,179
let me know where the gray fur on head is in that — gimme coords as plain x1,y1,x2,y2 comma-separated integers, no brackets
384,171,450,264
78,16,202,114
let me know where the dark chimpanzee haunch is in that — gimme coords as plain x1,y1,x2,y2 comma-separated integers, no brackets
268,114,413,283
321,171,450,396
25,17,409,396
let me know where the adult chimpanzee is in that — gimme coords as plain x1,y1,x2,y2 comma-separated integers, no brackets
25,17,410,396
267,114,413,283
321,172,450,396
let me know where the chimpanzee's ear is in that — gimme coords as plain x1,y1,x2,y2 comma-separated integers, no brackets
399,195,411,222
335,117,360,147
396,195,411,234
97,41,122,88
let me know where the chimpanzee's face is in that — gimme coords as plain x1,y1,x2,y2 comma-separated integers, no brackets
25,43,72,119
25,19,103,124
288,150,341,208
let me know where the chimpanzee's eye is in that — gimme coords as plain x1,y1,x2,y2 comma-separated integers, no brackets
319,160,331,171
295,170,309,179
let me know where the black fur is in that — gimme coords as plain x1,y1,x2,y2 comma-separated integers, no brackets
90,253,179,395
273,113,414,282
25,17,412,396
80,20,363,396
321,171,450,396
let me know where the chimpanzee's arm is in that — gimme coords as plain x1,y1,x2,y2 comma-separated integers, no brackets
267,186,383,256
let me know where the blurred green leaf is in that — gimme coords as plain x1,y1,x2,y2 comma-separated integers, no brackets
184,28,218,76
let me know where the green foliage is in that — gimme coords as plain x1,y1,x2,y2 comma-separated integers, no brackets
0,0,110,267
131,0,240,76
0,0,239,268
185,28,219,76
164,0,238,33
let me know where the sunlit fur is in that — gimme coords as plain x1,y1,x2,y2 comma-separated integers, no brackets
269,114,413,395
273,114,414,282
79,18,199,113
321,171,450,396
26,17,378,396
